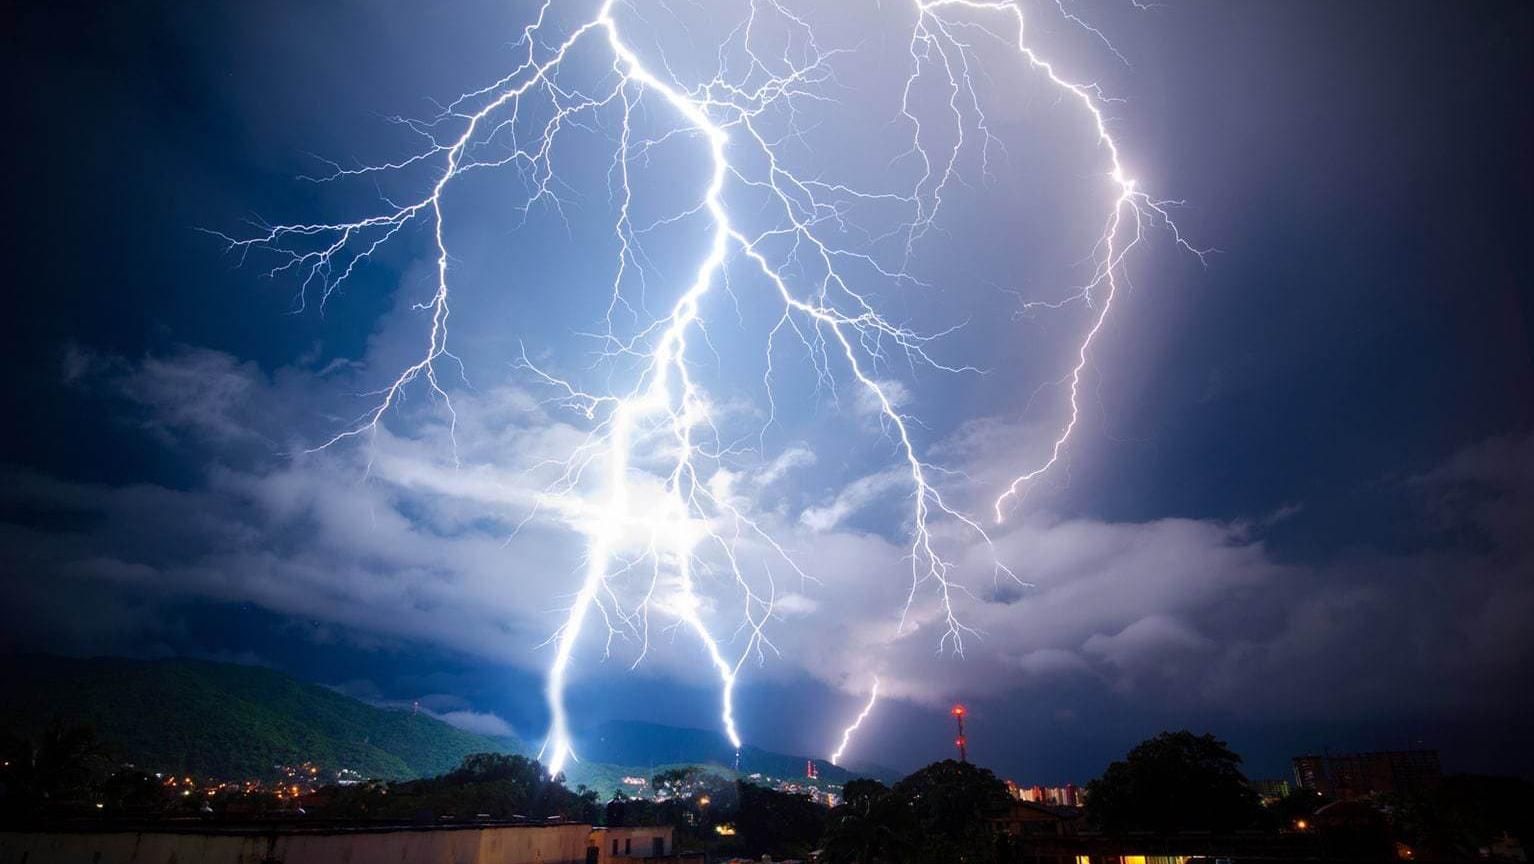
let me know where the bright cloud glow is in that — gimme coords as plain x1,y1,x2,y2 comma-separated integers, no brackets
209,0,1200,774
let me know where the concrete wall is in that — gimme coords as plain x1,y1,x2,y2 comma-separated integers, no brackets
589,826,673,862
0,823,592,864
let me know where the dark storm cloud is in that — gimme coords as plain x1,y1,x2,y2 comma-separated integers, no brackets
4,348,1531,778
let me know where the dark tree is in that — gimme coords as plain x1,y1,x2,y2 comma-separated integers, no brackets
1085,730,1263,834
1383,774,1534,859
1266,787,1330,829
0,720,112,817
734,781,826,858
99,768,176,816
316,752,598,823
892,760,1012,863
605,791,645,827
822,778,912,864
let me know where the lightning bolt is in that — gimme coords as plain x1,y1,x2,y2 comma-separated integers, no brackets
925,0,1209,522
829,678,880,767
218,0,1193,777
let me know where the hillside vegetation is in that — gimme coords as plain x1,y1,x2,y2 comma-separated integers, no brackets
0,655,518,780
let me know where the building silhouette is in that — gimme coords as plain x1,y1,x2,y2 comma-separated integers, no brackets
1292,749,1441,799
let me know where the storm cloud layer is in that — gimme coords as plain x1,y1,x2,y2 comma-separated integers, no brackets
3,0,1531,779
5,344,1530,771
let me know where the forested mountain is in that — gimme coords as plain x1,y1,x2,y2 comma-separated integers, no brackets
0,655,518,780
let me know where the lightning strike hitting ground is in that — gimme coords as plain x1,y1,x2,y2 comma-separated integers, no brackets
220,0,1191,776
829,679,880,767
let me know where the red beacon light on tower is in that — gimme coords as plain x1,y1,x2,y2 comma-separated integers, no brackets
951,703,968,762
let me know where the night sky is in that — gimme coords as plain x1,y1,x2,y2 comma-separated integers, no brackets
3,0,1531,784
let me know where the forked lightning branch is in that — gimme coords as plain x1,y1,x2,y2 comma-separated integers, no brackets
218,0,1196,777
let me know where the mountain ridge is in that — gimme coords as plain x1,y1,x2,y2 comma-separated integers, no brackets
0,654,518,781
0,654,897,790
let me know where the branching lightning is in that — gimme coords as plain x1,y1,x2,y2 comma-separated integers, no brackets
221,0,1193,776
951,0,1208,522
829,678,880,767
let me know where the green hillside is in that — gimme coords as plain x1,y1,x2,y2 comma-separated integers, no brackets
0,655,519,781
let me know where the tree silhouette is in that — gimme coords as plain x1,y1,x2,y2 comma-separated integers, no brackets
734,781,826,857
0,720,112,817
822,779,912,864
1085,730,1262,834
317,752,599,822
892,760,1011,863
